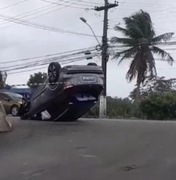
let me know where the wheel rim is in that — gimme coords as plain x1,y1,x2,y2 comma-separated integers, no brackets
48,64,57,81
12,107,18,116
22,94,30,107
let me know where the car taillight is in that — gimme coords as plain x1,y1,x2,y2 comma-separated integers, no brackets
64,83,74,89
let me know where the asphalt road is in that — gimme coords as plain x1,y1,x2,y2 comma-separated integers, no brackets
1,118,176,180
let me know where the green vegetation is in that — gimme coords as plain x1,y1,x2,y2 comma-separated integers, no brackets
139,92,176,120
27,72,47,88
85,76,176,120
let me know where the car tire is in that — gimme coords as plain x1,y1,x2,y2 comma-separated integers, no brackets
87,62,98,66
11,105,19,116
48,62,61,84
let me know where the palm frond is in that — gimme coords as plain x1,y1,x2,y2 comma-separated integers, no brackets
144,46,157,77
151,46,174,65
123,17,144,38
110,37,137,46
124,10,155,40
126,59,137,82
113,25,130,37
126,51,142,82
152,32,174,43
117,46,139,64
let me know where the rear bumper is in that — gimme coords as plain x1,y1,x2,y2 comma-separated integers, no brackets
63,84,103,99
54,100,97,121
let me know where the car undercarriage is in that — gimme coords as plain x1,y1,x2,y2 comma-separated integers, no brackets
19,62,104,121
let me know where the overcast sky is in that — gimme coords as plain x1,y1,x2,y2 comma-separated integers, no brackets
1,0,176,98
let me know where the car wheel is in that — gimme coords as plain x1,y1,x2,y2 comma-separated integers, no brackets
11,105,19,116
48,62,61,83
87,62,98,66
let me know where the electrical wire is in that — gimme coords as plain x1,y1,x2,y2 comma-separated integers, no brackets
0,46,96,64
3,42,176,70
119,1,176,8
1,1,174,34
2,50,99,71
69,0,103,6
0,13,102,38
0,0,90,28
41,0,94,9
0,4,56,27
6,51,100,73
0,0,30,11
6,44,176,72
7,57,88,75
1,51,98,71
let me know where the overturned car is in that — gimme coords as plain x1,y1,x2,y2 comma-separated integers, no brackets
19,62,104,121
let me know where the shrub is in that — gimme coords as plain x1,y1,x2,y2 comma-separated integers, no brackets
139,92,176,120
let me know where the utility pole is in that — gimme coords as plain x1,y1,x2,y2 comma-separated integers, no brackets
94,1,118,118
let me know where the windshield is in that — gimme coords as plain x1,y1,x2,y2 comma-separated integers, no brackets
4,92,22,100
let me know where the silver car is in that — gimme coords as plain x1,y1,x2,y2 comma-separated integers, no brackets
19,62,104,121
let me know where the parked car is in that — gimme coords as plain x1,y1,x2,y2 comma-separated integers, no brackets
0,92,22,116
0,87,33,96
19,62,104,121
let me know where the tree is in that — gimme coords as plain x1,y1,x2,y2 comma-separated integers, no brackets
139,92,176,120
129,76,176,101
27,72,47,88
129,86,148,102
0,71,7,89
143,76,176,93
110,10,174,102
84,96,135,118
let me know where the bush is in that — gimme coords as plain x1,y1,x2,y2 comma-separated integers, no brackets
139,92,176,120
83,96,136,119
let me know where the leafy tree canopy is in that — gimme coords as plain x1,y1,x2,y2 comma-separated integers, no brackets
27,72,47,88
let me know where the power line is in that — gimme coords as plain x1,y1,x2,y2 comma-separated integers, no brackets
0,2,174,31
41,0,94,9
7,58,88,75
6,43,174,71
0,0,30,11
71,0,103,6
0,4,55,27
0,2,101,41
6,52,100,73
0,13,102,38
1,49,98,71
119,1,176,8
1,0,91,27
2,50,99,71
0,46,96,65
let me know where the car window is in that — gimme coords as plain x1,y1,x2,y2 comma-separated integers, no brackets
4,92,22,100
0,93,9,100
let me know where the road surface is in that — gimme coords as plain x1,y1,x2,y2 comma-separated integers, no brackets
1,118,176,180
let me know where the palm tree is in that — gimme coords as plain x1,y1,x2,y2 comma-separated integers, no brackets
110,10,174,102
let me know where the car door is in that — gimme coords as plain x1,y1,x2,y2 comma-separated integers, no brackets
0,93,11,114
